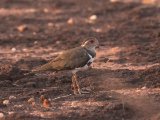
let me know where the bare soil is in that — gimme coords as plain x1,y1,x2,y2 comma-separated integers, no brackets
0,0,160,120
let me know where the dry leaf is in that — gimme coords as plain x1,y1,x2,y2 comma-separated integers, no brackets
11,48,16,52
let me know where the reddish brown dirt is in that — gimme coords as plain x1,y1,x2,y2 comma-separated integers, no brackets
0,0,160,120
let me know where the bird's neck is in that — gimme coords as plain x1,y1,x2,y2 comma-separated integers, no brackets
83,46,96,58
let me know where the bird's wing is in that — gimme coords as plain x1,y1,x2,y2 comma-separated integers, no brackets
49,47,90,70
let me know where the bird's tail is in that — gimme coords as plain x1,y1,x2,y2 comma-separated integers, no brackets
24,63,52,76
32,63,52,72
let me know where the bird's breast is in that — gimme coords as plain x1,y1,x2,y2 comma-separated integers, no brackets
87,53,95,66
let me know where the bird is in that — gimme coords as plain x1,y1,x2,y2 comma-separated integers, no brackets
30,37,99,94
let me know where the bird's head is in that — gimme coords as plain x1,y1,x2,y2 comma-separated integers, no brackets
81,37,99,50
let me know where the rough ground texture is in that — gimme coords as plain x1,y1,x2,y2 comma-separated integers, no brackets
0,0,160,120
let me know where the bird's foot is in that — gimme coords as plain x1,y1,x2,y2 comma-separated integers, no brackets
73,90,90,95
81,87,92,94
73,90,81,95
73,88,91,95
71,85,81,95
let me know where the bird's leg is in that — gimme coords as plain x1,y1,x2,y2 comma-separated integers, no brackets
71,73,78,95
73,73,81,94
71,72,81,95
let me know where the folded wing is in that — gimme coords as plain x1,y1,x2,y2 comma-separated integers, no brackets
32,47,90,72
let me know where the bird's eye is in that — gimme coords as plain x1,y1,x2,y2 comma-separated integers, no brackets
90,40,94,43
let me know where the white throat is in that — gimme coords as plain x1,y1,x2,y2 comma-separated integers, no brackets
89,47,96,52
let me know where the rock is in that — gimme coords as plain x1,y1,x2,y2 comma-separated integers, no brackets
67,18,74,25
8,112,14,115
22,48,27,52
34,41,38,44
141,86,147,90
9,96,16,100
89,15,97,21
43,8,49,13
11,48,16,52
47,22,54,27
0,113,5,120
3,100,9,105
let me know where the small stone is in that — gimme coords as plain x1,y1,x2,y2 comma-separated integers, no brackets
136,89,141,92
67,18,74,25
0,113,5,120
11,48,16,52
48,22,54,27
9,96,16,100
56,41,60,44
110,0,119,2
8,111,14,115
3,100,9,105
89,15,97,21
22,48,27,52
33,32,37,35
17,25,27,32
141,86,147,90
94,28,102,33
34,41,38,44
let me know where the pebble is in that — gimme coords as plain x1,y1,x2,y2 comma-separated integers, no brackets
9,96,16,100
8,111,14,115
67,18,74,25
34,41,38,44
56,41,60,44
22,48,27,52
89,15,97,21
0,113,5,120
43,8,49,13
110,0,118,2
47,22,54,27
32,32,37,35
94,28,102,33
3,100,9,105
11,48,16,52
141,86,147,90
